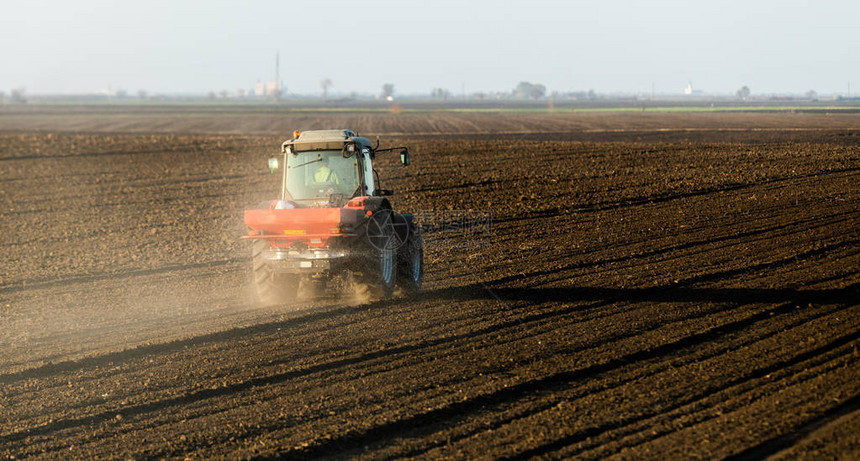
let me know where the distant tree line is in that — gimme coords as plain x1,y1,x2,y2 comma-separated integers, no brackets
514,81,546,99
431,88,452,100
1,88,28,104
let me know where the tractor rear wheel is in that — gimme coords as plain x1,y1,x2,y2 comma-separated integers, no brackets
397,228,423,293
357,210,398,298
355,242,396,299
252,239,299,305
361,237,397,298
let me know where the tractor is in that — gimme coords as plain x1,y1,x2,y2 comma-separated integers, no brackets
243,129,423,304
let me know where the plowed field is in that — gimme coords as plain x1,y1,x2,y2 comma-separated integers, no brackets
1,108,858,459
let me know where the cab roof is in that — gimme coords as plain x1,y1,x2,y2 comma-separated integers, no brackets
281,129,373,153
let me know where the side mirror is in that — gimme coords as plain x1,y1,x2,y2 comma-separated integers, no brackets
342,143,357,158
400,149,410,166
376,189,394,197
268,157,279,173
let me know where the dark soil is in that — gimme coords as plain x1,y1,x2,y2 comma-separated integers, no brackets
1,110,858,459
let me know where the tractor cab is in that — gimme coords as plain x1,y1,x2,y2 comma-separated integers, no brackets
284,150,361,204
270,129,408,208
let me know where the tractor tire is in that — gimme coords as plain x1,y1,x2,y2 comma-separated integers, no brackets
397,227,424,293
252,239,299,305
358,209,398,298
352,246,397,300
356,243,396,299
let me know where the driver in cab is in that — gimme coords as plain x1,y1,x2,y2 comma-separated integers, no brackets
313,159,340,186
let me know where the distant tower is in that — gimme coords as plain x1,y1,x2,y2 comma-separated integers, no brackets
274,51,281,98
684,82,693,95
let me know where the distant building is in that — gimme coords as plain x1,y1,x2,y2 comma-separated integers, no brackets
684,82,704,96
254,81,282,97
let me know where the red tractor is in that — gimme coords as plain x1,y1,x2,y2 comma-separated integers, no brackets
243,129,423,304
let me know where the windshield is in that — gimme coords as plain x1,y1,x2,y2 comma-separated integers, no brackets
285,150,360,201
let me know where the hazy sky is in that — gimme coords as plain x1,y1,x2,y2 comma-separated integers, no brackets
2,0,858,96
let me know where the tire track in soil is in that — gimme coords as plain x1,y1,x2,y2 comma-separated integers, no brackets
0,292,689,445
272,303,859,459
723,395,860,461
393,301,858,459
7,286,828,454
11,300,852,458
528,312,860,460
0,258,245,294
